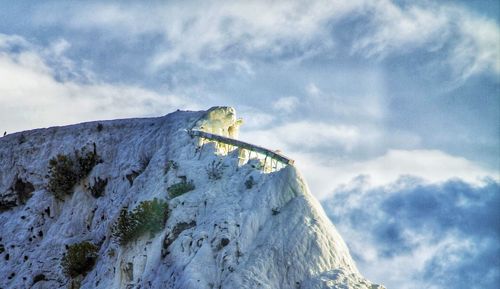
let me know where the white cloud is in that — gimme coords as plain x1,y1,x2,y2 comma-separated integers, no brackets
347,149,496,186
338,223,477,289
240,121,496,198
323,177,500,289
238,117,493,199
0,34,30,49
147,0,343,69
0,35,197,133
239,121,368,154
306,83,321,97
238,107,275,129
304,80,386,120
451,13,500,79
352,1,450,57
352,1,500,79
32,0,500,79
301,149,496,199
34,1,342,69
272,96,299,113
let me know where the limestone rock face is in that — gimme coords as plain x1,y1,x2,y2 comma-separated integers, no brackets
0,108,383,289
193,106,243,138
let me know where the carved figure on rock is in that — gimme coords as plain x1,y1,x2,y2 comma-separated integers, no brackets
194,107,243,138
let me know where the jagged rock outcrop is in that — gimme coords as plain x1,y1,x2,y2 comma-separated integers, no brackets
0,107,383,289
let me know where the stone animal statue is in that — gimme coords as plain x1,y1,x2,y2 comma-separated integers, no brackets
194,106,243,138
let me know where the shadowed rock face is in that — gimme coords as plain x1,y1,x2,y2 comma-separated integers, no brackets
0,177,35,211
14,178,35,204
0,107,383,289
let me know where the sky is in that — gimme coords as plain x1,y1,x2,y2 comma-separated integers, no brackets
0,1,498,288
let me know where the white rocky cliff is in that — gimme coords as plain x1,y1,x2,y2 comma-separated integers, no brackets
0,107,384,289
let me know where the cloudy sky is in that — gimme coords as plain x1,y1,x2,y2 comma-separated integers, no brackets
0,0,498,288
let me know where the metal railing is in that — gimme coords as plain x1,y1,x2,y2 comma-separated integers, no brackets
188,129,295,166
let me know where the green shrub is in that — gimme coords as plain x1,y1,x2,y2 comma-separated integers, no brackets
75,146,101,178
112,198,169,246
61,241,98,278
47,146,101,199
112,207,137,245
134,199,169,235
167,180,195,198
48,154,78,199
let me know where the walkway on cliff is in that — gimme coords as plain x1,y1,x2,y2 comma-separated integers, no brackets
188,130,295,170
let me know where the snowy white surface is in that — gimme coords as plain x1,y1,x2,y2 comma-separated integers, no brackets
0,108,383,289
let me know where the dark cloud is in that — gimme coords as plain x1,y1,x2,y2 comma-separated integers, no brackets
322,176,500,289
421,239,499,289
